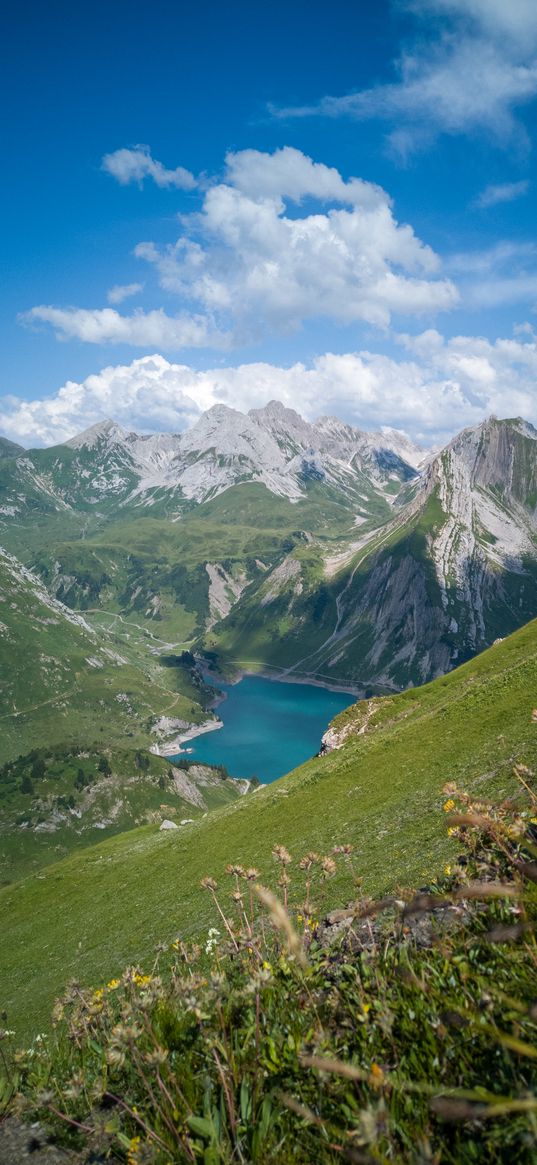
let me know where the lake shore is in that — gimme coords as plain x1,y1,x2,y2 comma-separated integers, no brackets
204,662,361,699
156,717,224,757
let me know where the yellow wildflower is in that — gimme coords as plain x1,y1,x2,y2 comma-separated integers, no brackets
107,978,120,991
443,798,456,812
127,1135,141,1165
369,1063,385,1089
444,864,452,876
91,988,104,1003
134,974,152,988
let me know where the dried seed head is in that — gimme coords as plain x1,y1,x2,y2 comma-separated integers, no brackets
321,857,337,878
201,876,218,891
299,852,320,871
272,844,292,866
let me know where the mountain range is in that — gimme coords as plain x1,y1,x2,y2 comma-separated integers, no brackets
2,403,537,702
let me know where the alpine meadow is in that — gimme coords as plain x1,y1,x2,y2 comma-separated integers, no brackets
3,1,537,1161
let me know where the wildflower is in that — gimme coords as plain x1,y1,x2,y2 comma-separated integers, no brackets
133,974,152,988
127,1135,141,1165
205,927,220,955
110,1022,142,1046
107,978,121,990
321,856,336,878
444,865,452,876
443,799,456,813
144,1046,168,1066
299,852,320,870
447,826,457,837
272,844,292,866
369,1063,385,1089
333,843,353,855
106,1046,126,1068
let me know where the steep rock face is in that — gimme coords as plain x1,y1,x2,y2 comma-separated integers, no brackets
419,419,537,648
211,418,537,691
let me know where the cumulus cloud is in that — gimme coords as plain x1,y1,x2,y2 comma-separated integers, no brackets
273,0,537,154
473,179,529,208
102,145,196,190
0,356,202,447
3,330,537,448
107,282,144,304
20,305,223,350
22,148,458,347
133,146,457,332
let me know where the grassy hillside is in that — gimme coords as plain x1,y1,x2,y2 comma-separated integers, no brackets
28,483,371,645
0,745,247,883
3,615,537,1042
0,548,210,764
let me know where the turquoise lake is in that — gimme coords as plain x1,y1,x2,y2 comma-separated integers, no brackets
173,675,354,783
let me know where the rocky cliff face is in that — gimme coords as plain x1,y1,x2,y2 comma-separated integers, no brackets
210,417,537,691
3,406,537,696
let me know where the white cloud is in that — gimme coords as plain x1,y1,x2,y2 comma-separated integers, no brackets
133,147,457,332
107,282,144,305
0,356,202,447
273,1,537,154
20,305,223,350
102,145,196,190
412,0,537,46
22,148,458,348
446,241,537,309
3,330,537,448
225,146,390,209
473,179,529,208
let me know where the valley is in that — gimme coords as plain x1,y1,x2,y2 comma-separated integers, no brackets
2,613,536,1041
2,403,537,1039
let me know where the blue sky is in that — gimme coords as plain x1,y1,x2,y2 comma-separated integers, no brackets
3,0,537,446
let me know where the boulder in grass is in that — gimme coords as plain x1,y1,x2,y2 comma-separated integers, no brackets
159,819,178,831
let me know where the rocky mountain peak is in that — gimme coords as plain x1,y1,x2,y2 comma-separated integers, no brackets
65,418,128,449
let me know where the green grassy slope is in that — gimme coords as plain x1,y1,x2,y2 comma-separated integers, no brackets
0,745,246,883
3,616,537,1041
0,549,209,764
28,482,371,645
